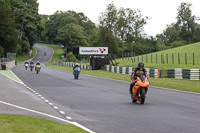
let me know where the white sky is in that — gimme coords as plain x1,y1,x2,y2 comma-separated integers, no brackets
37,0,200,37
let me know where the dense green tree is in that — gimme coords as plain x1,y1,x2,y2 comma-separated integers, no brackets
11,0,42,48
56,23,88,51
45,11,97,48
97,27,120,56
0,45,4,56
156,2,200,48
99,3,118,33
98,2,149,56
116,8,148,42
176,2,197,43
0,3,18,55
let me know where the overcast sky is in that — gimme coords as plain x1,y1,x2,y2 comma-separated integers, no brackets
38,0,200,37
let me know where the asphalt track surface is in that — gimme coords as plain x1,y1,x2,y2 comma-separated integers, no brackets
12,44,200,133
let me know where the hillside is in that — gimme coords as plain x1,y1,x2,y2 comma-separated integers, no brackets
116,42,200,69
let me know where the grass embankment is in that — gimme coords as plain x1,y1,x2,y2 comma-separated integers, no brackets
0,70,22,83
16,47,37,63
39,43,200,93
116,42,200,69
0,114,87,133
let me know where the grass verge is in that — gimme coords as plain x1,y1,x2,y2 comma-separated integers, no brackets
39,43,200,93
0,70,22,83
16,47,37,63
0,114,87,133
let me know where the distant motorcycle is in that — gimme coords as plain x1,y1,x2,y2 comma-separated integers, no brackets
24,63,29,70
30,64,34,71
35,65,41,74
73,67,80,79
131,73,149,104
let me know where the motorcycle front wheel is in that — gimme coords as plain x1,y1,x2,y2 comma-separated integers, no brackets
139,88,146,104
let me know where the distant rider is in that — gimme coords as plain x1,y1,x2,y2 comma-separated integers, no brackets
30,60,34,66
73,63,80,70
36,61,40,66
129,62,147,94
24,61,29,70
29,60,34,70
73,63,80,74
35,61,41,70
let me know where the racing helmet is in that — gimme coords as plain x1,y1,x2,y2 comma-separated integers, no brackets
138,62,144,71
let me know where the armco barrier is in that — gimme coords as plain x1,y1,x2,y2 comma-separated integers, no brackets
167,69,175,78
54,61,89,70
105,65,160,78
167,68,200,80
190,69,199,80
182,69,190,79
54,62,199,80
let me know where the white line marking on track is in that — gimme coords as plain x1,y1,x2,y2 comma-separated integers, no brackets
44,100,49,102
59,111,65,114
66,116,72,120
41,97,45,99
54,106,58,109
48,103,53,105
0,100,95,133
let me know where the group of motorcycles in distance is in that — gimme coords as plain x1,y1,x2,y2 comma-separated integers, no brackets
24,61,41,74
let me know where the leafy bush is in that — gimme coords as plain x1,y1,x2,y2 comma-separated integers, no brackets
67,52,79,62
171,40,186,48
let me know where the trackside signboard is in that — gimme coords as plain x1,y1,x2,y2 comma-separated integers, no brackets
79,47,108,55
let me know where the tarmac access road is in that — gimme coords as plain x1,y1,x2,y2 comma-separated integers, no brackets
12,44,200,133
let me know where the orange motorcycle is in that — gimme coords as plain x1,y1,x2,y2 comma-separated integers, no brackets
131,73,149,104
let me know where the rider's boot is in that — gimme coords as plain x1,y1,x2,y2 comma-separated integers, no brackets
129,83,133,94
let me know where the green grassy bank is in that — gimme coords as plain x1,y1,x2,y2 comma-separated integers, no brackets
0,114,87,133
16,47,37,63
116,42,200,69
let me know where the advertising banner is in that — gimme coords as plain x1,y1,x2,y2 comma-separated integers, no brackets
79,47,108,55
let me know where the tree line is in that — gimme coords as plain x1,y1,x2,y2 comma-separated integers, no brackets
0,1,199,60
0,0,41,57
41,2,159,58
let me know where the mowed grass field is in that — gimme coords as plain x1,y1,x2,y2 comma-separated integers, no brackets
39,43,200,93
116,42,200,69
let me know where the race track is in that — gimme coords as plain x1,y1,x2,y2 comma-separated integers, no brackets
12,44,200,133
